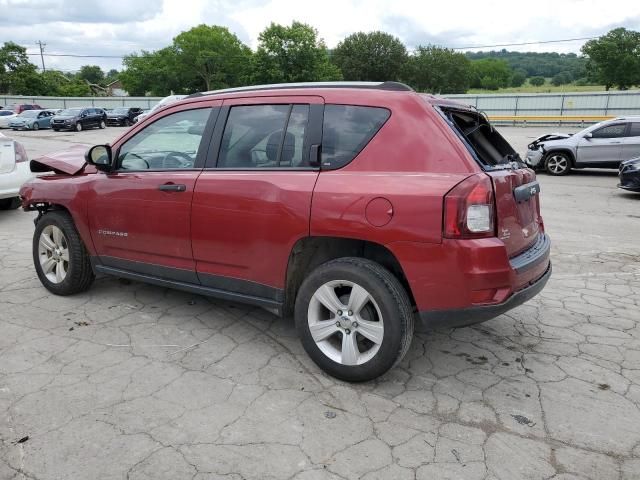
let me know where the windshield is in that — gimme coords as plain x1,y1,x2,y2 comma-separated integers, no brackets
112,108,128,114
19,111,38,118
57,109,82,116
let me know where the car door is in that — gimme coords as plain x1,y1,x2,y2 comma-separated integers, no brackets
577,123,626,165
191,96,323,305
621,122,640,161
38,111,51,128
88,103,218,281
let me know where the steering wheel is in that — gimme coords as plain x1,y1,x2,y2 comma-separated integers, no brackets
161,151,193,169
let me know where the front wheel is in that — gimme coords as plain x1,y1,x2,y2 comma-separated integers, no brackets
545,152,571,176
75,122,83,132
295,257,414,382
32,122,39,131
99,120,106,129
33,211,95,295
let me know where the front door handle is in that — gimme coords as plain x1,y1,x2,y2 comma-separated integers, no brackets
158,183,186,192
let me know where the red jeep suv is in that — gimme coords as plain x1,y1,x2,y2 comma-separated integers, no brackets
20,82,550,381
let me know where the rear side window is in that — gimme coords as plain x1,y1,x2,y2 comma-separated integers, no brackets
321,105,390,169
627,123,640,137
592,124,626,138
217,104,310,169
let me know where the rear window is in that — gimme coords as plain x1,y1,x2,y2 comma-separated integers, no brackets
321,105,390,169
441,107,519,168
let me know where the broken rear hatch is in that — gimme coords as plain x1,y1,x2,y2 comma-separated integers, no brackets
439,106,544,258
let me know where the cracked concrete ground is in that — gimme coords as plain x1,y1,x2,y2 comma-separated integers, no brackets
1,126,639,479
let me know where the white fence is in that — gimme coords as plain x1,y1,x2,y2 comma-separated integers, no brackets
0,95,164,109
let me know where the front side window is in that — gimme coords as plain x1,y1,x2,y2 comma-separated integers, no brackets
217,104,310,168
321,105,390,168
117,108,211,171
591,124,626,139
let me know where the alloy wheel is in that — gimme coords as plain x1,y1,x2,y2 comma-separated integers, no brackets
38,225,69,284
547,154,569,174
307,280,384,366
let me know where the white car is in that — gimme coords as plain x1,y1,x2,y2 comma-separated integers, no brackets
134,95,187,123
0,110,18,128
0,133,31,209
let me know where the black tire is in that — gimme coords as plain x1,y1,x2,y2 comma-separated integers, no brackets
33,211,95,295
99,120,106,129
32,122,39,131
0,197,20,210
544,152,571,176
53,128,60,132
75,122,82,132
295,257,414,382
125,119,132,127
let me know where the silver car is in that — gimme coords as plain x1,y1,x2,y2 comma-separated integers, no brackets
525,116,640,175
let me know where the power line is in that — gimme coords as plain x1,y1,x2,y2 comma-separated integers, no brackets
23,34,601,60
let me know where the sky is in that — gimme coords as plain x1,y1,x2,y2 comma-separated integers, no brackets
1,0,640,73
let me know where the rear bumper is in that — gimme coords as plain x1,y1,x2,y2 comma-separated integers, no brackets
392,233,551,329
419,263,551,328
0,161,33,199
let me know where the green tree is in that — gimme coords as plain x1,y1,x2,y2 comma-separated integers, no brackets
470,58,512,90
332,31,407,81
0,42,43,94
77,65,105,85
173,24,252,91
403,45,471,93
551,71,572,86
253,21,341,84
510,69,527,87
120,47,183,96
582,28,640,90
529,76,545,86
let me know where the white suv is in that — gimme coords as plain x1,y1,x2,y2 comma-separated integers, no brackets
0,133,31,209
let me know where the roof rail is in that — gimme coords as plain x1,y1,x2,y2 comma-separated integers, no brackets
186,81,413,98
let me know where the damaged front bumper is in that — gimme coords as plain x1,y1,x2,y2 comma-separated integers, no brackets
525,148,544,168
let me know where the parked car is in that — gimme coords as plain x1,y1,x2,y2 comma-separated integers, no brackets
51,108,107,131
618,156,640,192
132,109,149,123
0,132,30,210
525,116,640,175
8,109,54,130
0,110,18,128
106,107,143,126
20,82,551,381
134,95,186,123
9,103,43,114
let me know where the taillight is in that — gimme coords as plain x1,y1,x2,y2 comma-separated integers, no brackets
443,174,495,239
14,141,28,163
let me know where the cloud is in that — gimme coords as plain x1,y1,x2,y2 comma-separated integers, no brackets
0,0,163,25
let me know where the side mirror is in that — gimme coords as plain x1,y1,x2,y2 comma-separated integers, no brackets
583,132,593,139
85,145,113,172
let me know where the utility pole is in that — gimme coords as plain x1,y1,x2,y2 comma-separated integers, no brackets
36,40,46,72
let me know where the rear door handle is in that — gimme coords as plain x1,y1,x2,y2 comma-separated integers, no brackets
158,183,186,192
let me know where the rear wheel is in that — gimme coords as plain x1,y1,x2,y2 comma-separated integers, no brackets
295,257,414,382
0,197,20,210
33,211,94,295
545,152,571,176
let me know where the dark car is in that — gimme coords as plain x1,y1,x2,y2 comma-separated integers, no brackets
106,107,143,127
51,108,107,132
19,81,550,382
619,157,640,192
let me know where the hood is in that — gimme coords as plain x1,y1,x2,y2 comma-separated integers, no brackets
30,144,97,175
621,156,640,167
528,132,574,149
107,112,127,117
52,115,77,120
